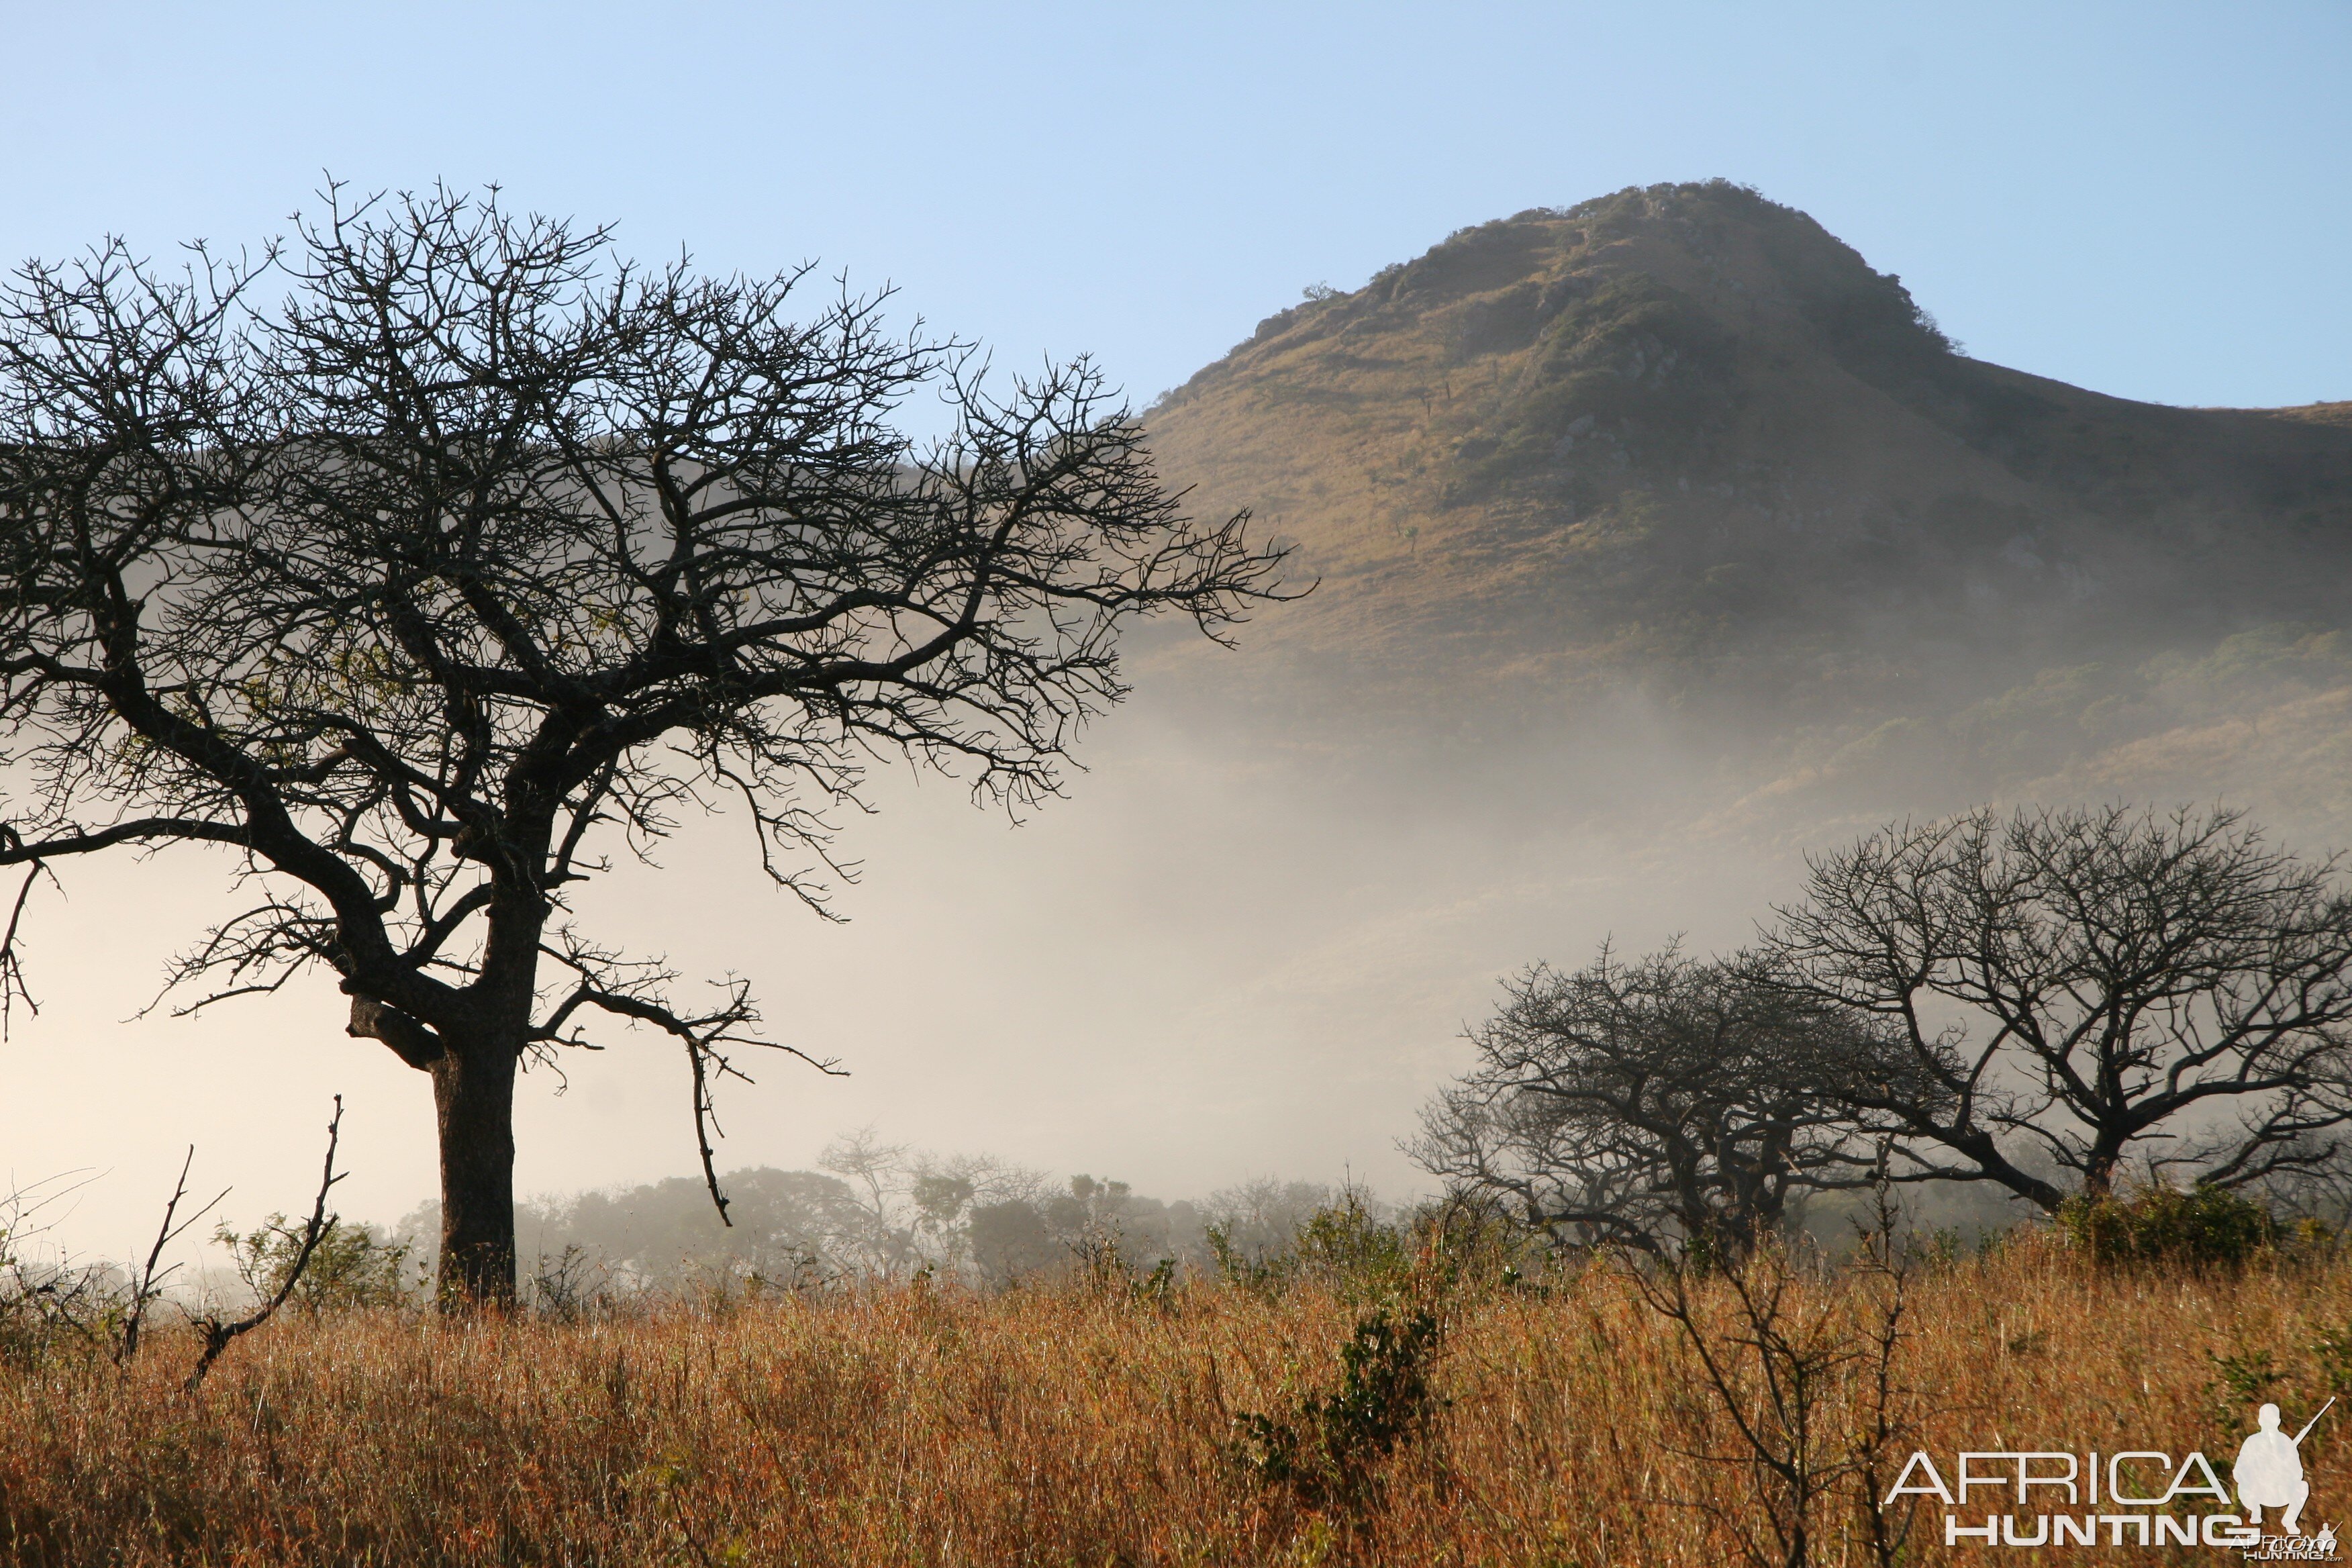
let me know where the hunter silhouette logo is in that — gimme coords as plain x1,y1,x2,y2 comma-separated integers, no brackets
2237,1400,2329,1537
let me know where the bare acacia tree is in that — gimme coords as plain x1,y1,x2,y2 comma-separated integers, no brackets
1410,944,1865,1263
1761,805,2352,1210
0,185,1287,1303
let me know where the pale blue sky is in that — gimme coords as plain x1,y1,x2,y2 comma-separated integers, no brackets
3,2,2346,413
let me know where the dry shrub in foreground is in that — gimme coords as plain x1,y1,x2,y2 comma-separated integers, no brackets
7,1239,2352,1565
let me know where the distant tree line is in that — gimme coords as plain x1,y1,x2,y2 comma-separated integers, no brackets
1415,804,2352,1262
394,1132,1358,1301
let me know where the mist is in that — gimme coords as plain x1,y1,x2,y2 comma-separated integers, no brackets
0,654,1843,1269
23,607,2342,1281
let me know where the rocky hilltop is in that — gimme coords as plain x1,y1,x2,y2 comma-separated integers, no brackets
1144,182,2352,837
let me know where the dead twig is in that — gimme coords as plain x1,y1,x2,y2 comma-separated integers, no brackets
185,1097,344,1393
115,1144,229,1365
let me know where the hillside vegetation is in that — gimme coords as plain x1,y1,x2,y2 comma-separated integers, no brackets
1142,181,2352,838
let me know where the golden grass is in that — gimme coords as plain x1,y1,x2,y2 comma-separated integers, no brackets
6,1240,2351,1565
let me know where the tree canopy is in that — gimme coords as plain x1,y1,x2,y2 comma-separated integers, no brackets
1419,805,2352,1259
1411,943,1862,1261
0,185,1289,1301
1763,804,2352,1209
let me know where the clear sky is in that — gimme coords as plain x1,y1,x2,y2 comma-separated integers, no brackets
2,1,2347,415
3,1,2349,1263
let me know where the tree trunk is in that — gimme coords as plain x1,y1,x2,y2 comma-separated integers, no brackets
432,1040,519,1306
2081,1141,2124,1202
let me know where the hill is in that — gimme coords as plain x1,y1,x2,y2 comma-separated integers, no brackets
1142,181,2352,838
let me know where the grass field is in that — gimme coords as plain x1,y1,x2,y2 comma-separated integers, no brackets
4,1234,2348,1565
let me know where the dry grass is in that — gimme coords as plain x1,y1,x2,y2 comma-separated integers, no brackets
5,1238,2351,1565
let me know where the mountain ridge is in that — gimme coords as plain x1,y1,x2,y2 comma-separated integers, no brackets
1144,181,2352,706
1138,180,2352,840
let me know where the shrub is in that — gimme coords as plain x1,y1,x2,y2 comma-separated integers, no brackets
1229,1305,1444,1509
1408,1193,1557,1297
2059,1183,2281,1269
215,1215,415,1312
0,1196,122,1367
1205,1221,1291,1296
1291,1192,1410,1299
1065,1228,1179,1311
